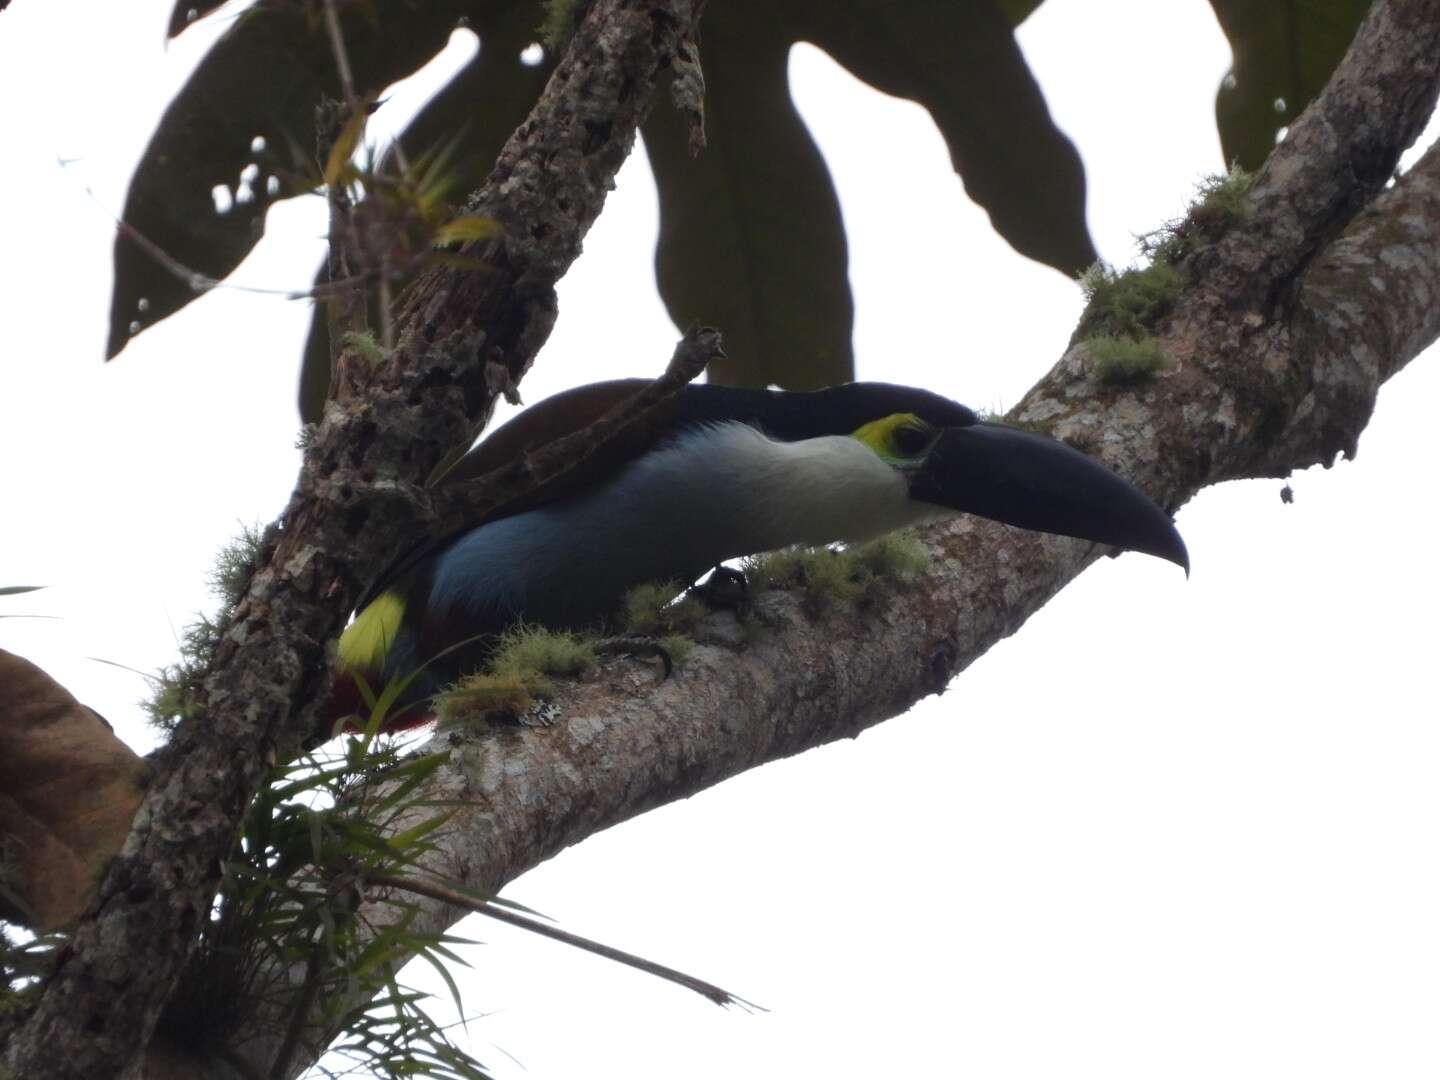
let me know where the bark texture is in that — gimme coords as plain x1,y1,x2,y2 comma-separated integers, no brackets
6,0,1440,1077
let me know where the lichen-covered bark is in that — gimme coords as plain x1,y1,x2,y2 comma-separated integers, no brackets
1,2,707,1078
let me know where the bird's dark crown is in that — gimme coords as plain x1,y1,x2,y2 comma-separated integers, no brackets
673,382,979,442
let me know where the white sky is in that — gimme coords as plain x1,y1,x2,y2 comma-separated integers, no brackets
1,1,1438,1078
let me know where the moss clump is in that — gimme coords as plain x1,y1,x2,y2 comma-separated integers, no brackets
490,625,595,679
437,626,593,725
338,329,387,366
741,547,835,595
437,670,547,724
1191,165,1252,228
146,525,271,732
1075,167,1251,366
850,533,931,581
1075,260,1183,342
538,0,586,51
742,533,931,614
621,581,706,637
1074,262,1177,385
207,523,265,609
1140,165,1252,263
1087,335,1172,386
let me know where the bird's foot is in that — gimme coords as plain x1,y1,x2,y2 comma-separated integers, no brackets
687,565,751,616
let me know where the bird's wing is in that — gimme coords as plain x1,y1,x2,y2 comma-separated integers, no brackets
355,379,680,610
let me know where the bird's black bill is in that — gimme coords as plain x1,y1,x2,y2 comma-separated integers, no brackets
912,423,1189,572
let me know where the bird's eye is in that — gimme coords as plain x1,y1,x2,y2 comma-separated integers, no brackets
892,423,931,457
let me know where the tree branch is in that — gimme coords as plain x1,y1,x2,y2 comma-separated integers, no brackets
1275,136,1440,471
2,3,708,1078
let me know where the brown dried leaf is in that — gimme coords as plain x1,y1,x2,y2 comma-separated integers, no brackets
0,649,148,930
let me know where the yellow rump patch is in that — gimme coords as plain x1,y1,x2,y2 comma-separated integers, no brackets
337,591,405,673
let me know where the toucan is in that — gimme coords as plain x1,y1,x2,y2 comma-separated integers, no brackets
328,379,1187,728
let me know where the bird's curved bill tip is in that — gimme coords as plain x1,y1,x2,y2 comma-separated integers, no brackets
915,423,1190,573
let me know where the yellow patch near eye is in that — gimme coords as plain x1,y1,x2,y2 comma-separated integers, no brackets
337,590,405,672
851,412,927,459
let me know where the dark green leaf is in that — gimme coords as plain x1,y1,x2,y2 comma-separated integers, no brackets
412,942,468,1016
645,2,855,389
798,0,1095,278
1209,0,1374,170
992,0,1046,24
109,0,479,361
0,586,43,596
648,0,1095,389
136,0,1097,408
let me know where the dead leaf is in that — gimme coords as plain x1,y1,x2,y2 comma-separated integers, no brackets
0,649,148,930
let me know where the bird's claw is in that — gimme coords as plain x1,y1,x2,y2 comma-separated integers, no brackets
687,565,751,615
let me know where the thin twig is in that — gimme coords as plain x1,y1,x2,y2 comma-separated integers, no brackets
366,872,760,1010
322,0,361,117
109,205,370,301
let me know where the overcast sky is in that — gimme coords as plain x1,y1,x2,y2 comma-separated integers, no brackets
2,1,1438,1078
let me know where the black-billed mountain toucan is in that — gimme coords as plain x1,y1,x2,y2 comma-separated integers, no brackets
329,379,1186,727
